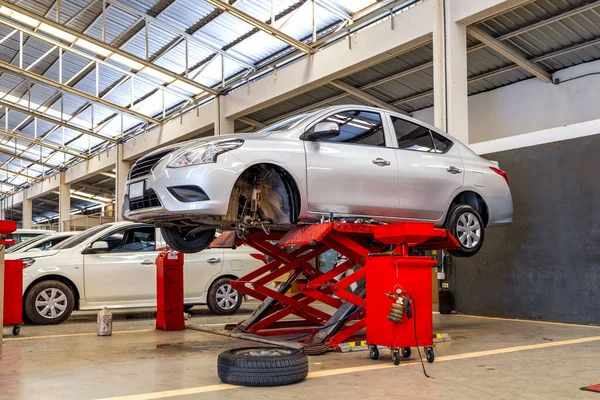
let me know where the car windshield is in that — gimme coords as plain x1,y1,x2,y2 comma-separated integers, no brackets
53,225,108,250
6,235,48,253
257,112,315,133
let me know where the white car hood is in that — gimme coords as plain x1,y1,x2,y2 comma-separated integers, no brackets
6,249,60,260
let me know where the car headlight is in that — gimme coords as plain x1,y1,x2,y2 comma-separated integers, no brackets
167,139,244,168
21,258,36,269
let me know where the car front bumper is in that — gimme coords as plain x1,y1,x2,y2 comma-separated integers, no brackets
123,153,248,223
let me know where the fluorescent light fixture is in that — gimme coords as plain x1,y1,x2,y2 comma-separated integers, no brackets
109,53,144,71
0,6,39,27
75,39,112,57
39,23,76,42
140,67,176,84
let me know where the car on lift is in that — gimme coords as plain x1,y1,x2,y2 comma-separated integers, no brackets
8,222,266,325
123,105,513,257
6,231,77,254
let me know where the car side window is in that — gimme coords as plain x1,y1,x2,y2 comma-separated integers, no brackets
390,116,435,152
311,110,386,147
431,131,453,153
94,227,156,253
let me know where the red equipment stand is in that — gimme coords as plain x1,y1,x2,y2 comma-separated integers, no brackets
210,221,458,360
0,220,20,344
156,251,185,331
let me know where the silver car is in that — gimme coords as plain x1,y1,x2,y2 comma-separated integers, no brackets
123,105,512,257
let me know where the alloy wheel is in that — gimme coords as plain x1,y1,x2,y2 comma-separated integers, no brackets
35,288,68,319
216,284,239,311
456,211,481,249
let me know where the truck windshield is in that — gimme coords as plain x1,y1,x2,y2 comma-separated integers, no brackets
53,225,108,250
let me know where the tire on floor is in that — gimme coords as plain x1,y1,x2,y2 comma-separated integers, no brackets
218,347,308,386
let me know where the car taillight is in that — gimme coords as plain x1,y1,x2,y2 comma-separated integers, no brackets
490,166,509,186
250,253,268,264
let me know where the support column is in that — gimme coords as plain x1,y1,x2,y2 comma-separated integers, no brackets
22,191,32,229
115,143,131,222
59,171,71,232
216,95,235,135
433,0,469,144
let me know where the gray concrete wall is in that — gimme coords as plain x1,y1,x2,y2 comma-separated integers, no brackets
413,59,600,145
447,133,600,325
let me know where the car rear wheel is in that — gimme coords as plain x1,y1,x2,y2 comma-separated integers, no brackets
207,277,242,315
161,227,216,253
24,280,75,325
445,204,485,257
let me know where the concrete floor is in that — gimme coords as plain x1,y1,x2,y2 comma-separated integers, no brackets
1,303,599,400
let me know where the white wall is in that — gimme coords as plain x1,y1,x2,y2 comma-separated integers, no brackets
413,59,600,145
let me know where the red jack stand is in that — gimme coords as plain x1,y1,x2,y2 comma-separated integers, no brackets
156,251,185,331
210,222,458,352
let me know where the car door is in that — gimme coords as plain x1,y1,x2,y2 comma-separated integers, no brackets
304,109,400,217
388,115,464,221
83,225,158,304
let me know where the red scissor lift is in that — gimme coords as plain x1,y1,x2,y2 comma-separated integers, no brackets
211,221,459,362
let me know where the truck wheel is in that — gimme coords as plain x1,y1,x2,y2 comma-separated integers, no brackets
161,227,216,254
218,347,308,386
207,277,242,315
445,204,485,257
24,280,74,325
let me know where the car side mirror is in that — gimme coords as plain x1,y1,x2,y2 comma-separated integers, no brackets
305,122,340,141
89,241,110,253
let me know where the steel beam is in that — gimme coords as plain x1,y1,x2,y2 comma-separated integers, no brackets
0,149,53,169
0,0,216,95
467,25,552,84
0,128,88,159
237,116,266,128
203,0,315,54
0,167,42,181
0,99,117,143
0,60,161,125
330,80,408,114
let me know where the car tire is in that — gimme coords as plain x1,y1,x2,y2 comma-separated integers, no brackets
207,277,242,315
218,347,308,387
160,227,216,253
445,204,485,258
24,280,75,325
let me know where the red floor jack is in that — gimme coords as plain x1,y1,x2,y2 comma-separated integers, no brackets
210,221,458,360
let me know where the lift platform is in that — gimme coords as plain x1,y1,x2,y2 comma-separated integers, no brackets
209,221,459,355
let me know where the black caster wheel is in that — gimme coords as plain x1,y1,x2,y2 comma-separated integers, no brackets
425,347,435,363
401,347,411,358
392,350,400,366
368,344,379,360
12,325,21,336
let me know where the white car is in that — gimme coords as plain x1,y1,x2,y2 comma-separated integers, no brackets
8,222,266,325
6,231,77,254
6,228,55,246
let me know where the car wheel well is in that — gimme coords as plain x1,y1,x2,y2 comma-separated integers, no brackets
449,191,489,226
227,163,301,225
25,275,81,311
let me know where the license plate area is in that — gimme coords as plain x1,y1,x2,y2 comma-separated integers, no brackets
128,181,145,200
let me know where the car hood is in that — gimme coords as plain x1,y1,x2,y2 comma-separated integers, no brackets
6,249,60,260
145,132,272,158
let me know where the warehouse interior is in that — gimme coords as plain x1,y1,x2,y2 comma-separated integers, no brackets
0,0,599,398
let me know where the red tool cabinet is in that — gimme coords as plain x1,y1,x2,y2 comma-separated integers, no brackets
3,259,24,335
156,251,185,331
366,255,436,363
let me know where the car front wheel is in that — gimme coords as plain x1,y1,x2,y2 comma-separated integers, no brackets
207,277,242,315
445,204,485,257
24,280,75,325
161,227,216,253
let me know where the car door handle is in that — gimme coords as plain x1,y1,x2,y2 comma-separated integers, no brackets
372,158,391,166
141,260,154,266
207,257,221,264
447,166,462,174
